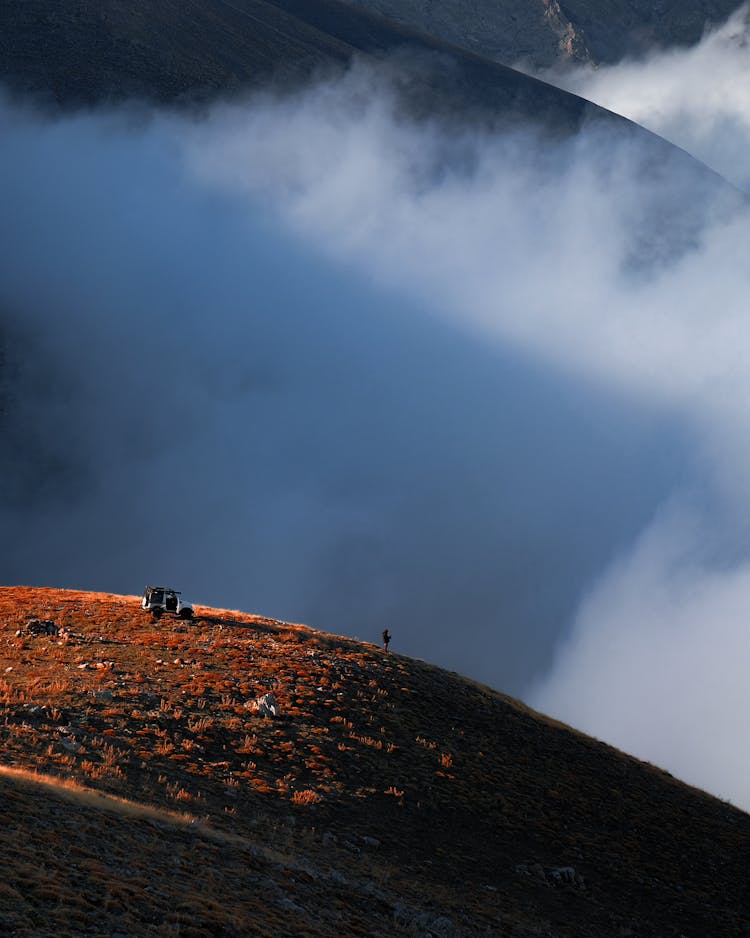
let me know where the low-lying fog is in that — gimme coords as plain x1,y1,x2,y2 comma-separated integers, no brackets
3,5,750,807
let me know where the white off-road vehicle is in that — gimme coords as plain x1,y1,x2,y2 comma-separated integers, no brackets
142,586,194,620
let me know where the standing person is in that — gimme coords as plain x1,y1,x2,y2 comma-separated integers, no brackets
382,628,391,652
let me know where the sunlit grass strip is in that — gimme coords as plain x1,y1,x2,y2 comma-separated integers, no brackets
0,764,250,847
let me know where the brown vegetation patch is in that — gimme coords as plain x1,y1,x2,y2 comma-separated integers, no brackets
1,587,749,936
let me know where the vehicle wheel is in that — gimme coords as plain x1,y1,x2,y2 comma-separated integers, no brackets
151,608,162,620
180,608,193,620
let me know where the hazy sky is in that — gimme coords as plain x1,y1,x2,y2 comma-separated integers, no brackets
3,5,750,807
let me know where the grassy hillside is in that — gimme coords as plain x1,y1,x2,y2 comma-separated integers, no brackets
1,586,749,936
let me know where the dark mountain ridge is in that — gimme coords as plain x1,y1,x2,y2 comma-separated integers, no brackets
0,0,719,140
341,0,746,68
0,0,741,227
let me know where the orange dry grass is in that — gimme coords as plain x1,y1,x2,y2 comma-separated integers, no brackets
2,586,750,938
0,586,427,821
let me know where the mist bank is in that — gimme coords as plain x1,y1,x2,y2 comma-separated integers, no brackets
0,90,690,695
3,25,750,808
174,57,750,810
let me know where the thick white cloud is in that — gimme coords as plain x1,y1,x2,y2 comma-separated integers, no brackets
530,501,750,804
181,75,750,407
175,46,750,806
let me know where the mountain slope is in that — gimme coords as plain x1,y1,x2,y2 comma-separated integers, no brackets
1,0,743,242
0,0,689,136
0,0,741,232
1,587,749,936
339,0,745,68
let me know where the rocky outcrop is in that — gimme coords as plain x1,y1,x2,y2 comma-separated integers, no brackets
542,0,590,61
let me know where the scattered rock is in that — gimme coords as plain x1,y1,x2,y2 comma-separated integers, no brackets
22,704,64,724
424,914,456,937
255,876,282,895
515,862,585,889
24,618,58,636
319,831,380,851
249,692,280,718
548,865,578,885
276,896,305,915
393,904,457,937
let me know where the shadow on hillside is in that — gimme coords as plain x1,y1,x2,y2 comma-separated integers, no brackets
196,615,280,635
194,615,375,656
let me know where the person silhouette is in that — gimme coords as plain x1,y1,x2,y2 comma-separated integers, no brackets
382,628,391,652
